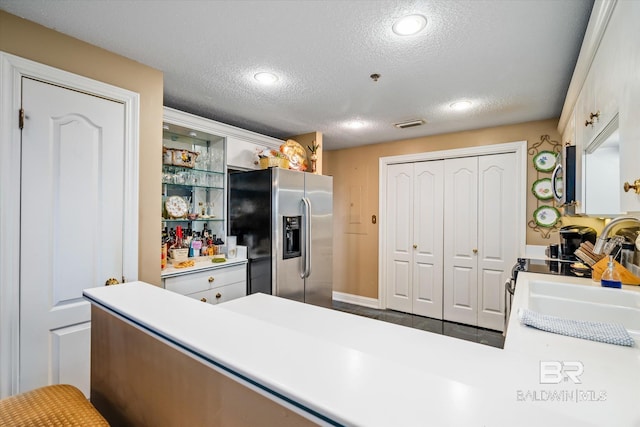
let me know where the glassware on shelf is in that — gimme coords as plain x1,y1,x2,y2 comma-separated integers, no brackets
194,151,207,170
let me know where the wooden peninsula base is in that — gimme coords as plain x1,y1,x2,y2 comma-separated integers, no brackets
90,305,316,427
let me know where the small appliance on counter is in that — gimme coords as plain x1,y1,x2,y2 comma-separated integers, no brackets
559,225,597,260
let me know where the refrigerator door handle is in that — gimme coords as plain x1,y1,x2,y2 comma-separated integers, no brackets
302,196,312,279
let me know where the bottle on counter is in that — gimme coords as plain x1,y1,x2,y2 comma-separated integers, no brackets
601,255,622,289
191,232,202,257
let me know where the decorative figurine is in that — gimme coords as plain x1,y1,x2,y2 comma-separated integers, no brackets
308,141,320,174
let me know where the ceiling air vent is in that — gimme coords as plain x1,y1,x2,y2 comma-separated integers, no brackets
393,119,425,129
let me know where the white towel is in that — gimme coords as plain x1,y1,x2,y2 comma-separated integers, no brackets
518,308,635,347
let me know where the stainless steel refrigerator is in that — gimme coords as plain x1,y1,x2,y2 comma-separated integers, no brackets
228,168,333,307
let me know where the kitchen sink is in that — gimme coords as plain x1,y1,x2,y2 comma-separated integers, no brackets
527,280,640,336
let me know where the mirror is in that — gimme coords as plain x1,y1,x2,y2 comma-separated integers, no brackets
583,114,620,216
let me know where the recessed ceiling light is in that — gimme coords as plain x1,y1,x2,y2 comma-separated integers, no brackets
254,72,279,84
450,101,473,111
345,120,366,129
392,14,427,36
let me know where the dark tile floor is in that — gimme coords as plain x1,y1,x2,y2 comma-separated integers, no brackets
331,301,505,349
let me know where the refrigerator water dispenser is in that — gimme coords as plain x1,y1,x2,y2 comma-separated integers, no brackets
283,216,301,259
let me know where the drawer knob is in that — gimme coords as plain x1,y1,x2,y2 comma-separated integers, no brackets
216,293,222,299
208,276,215,283
200,297,207,303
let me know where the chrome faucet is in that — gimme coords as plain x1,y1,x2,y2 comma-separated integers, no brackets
593,216,640,254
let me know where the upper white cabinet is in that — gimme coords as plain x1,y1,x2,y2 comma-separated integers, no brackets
227,136,280,170
558,0,640,214
616,0,640,213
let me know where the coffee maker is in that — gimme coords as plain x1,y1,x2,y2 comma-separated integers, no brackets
559,225,597,260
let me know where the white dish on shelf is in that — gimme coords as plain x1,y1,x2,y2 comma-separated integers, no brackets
165,195,188,218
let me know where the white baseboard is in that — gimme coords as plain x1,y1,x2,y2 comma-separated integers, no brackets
332,291,380,309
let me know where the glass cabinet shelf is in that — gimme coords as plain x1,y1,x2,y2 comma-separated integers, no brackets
162,164,224,176
163,183,224,191
162,218,224,223
162,165,224,188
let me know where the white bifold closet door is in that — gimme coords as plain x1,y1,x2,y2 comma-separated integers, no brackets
386,161,444,319
443,153,517,330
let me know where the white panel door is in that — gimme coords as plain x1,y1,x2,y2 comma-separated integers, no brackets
443,157,478,326
412,161,444,318
386,163,413,312
477,153,517,331
19,77,125,396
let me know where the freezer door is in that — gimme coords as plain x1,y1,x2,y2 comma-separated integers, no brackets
274,169,305,302
304,173,333,307
229,169,272,295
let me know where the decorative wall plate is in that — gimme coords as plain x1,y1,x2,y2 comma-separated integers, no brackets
165,195,188,218
533,205,560,228
531,178,553,200
533,151,557,172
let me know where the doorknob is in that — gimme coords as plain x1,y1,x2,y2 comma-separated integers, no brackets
105,278,120,286
413,244,417,249
623,179,640,194
472,248,478,254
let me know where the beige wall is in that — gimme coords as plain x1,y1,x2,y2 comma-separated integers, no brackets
325,118,582,299
288,131,323,174
0,11,163,285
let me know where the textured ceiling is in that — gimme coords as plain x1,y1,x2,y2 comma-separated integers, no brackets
0,0,593,150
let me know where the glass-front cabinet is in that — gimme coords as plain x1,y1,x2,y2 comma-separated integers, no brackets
162,122,226,239
161,108,230,267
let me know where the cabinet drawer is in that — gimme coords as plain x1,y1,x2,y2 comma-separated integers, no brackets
164,264,246,295
187,282,246,305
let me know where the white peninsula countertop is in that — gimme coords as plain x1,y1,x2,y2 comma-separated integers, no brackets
84,275,640,426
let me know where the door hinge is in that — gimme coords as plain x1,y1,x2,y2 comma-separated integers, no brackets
18,108,24,130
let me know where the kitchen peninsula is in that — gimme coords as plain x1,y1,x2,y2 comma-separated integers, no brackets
84,278,640,426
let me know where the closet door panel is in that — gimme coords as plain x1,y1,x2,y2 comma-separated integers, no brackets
443,157,478,326
477,153,517,331
480,269,504,314
386,163,413,312
412,161,444,319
